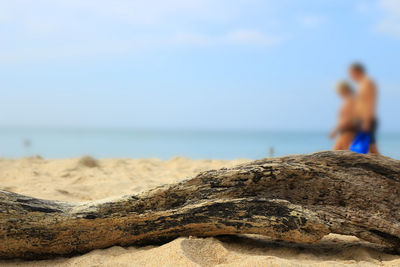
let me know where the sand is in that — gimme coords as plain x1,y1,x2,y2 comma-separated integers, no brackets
0,156,399,267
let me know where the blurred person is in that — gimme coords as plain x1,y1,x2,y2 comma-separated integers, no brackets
330,81,356,150
349,63,379,154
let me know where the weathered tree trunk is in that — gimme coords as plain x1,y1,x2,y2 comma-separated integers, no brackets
0,151,399,259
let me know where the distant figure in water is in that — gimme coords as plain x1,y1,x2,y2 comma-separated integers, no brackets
349,63,379,154
23,139,31,148
330,81,356,150
269,147,275,157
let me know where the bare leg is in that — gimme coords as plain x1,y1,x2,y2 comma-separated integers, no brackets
369,144,380,155
333,140,343,150
333,136,345,150
333,132,356,151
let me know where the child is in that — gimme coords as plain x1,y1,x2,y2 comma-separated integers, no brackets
330,81,356,150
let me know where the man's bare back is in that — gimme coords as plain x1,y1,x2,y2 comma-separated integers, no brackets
355,77,377,131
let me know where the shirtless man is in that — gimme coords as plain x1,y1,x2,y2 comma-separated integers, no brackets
349,63,379,154
330,81,356,150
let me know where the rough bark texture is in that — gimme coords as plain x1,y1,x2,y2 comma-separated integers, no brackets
0,151,399,259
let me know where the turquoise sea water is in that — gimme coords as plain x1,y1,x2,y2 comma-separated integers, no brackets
0,127,399,160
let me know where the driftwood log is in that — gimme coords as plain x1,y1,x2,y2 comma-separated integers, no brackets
0,151,399,259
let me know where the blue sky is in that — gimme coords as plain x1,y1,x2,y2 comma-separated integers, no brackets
0,0,399,131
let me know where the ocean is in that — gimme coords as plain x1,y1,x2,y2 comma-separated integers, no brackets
0,127,399,160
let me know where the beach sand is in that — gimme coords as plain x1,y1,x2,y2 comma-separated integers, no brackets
0,156,399,267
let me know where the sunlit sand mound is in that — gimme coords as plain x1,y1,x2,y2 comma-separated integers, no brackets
2,235,399,266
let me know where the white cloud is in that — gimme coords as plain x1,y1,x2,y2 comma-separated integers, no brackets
298,15,325,28
224,29,281,46
0,29,281,63
375,0,400,38
0,0,252,33
171,33,213,46
172,29,282,46
0,0,290,63
0,0,284,63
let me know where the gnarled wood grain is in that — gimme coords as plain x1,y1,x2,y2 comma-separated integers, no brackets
0,151,399,259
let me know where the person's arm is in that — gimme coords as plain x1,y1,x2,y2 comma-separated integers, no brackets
330,107,342,139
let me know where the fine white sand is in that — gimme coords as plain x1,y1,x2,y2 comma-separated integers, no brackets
0,156,399,267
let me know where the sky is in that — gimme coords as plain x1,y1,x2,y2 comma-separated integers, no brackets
0,0,399,132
